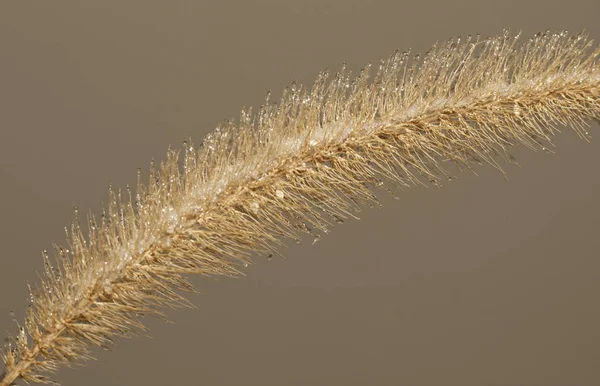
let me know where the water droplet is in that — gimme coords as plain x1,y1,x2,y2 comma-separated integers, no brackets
243,263,249,268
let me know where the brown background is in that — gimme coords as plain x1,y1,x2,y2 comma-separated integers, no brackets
1,1,599,385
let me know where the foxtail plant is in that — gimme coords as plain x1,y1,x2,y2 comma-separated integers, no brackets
1,30,599,385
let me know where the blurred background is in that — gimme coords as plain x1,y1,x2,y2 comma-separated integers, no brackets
0,1,599,385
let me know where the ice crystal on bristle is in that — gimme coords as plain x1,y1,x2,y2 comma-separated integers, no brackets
1,30,600,385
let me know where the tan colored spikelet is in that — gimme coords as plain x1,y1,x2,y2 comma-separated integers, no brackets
1,30,600,385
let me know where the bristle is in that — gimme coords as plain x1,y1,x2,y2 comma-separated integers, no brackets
1,30,599,385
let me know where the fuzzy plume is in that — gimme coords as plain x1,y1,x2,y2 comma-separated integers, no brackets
1,30,599,385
